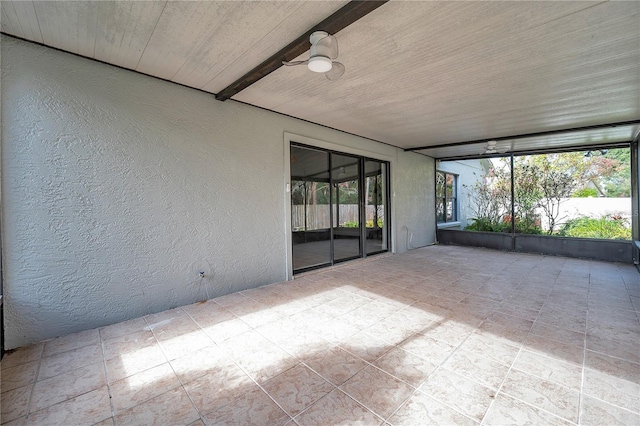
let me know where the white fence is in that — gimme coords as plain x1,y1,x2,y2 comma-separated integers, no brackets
292,205,384,230
537,197,631,230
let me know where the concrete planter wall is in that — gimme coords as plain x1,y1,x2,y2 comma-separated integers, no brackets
436,229,512,251
515,234,633,263
437,229,633,263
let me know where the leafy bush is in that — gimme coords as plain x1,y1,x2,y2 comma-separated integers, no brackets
465,218,505,232
558,216,631,240
573,188,598,198
465,216,542,234
342,220,383,228
514,217,542,234
366,219,384,228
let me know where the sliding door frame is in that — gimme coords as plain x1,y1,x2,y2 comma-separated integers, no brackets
363,157,392,257
285,133,394,279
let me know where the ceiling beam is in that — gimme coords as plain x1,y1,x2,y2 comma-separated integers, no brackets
436,141,632,162
215,0,389,102
405,120,640,152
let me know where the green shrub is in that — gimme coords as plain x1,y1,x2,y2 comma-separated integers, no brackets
465,218,502,232
342,220,384,228
465,218,513,233
573,188,598,198
366,219,384,228
514,218,542,234
465,217,542,234
558,216,631,240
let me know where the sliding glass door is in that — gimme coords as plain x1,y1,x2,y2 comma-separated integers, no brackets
332,153,361,262
290,146,331,271
291,143,390,273
365,160,389,255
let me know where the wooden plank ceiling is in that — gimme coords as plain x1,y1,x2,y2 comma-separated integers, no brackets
2,1,639,159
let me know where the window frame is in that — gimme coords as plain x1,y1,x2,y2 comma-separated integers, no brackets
290,142,392,274
436,170,458,224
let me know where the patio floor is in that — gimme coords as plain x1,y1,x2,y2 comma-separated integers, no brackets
2,245,639,425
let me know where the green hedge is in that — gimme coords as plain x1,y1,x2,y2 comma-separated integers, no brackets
558,216,631,240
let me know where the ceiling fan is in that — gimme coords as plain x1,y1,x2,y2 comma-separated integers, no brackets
484,140,498,154
483,140,511,155
282,31,345,81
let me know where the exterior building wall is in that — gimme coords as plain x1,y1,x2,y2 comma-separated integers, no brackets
437,159,487,229
1,36,434,348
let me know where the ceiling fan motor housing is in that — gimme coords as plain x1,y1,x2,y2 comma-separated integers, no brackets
308,31,333,73
309,31,329,45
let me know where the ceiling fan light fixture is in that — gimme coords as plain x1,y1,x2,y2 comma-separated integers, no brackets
282,30,344,80
308,56,332,73
483,140,499,154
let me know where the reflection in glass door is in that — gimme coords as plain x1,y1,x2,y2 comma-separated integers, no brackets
290,146,331,271
332,153,361,262
365,160,389,254
291,143,390,273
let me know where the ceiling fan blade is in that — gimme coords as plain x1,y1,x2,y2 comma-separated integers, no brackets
325,61,345,81
282,60,308,66
316,35,339,60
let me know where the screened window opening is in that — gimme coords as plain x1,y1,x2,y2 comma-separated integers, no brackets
436,171,457,223
437,147,632,240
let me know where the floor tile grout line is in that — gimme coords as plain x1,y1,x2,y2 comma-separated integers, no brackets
507,349,582,384
578,391,640,417
22,336,101,407
293,387,386,425
151,308,210,425
110,312,199,423
263,365,337,421
492,392,581,426
463,321,512,425
182,306,297,424
247,286,423,423
173,306,281,424
20,339,46,423
396,310,494,422
336,367,415,424
574,267,640,421
478,281,556,425
347,334,450,423
99,328,118,425
582,346,640,368
577,264,595,425
385,386,479,426
580,269,595,426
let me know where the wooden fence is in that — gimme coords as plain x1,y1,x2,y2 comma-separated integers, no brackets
292,205,384,230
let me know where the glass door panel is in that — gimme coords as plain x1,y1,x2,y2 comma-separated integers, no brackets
290,145,331,271
331,153,361,262
365,160,388,254
290,143,390,274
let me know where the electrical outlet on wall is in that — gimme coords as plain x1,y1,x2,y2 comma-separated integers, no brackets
188,260,214,300
188,260,212,286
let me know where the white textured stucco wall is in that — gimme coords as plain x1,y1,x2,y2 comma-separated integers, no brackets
394,151,436,251
1,36,434,349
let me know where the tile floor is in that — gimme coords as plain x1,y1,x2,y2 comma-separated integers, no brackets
2,245,640,425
